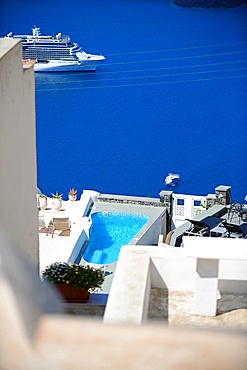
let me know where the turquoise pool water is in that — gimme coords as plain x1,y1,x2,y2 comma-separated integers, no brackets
83,212,148,264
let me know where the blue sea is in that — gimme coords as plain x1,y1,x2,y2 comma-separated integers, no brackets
1,1,247,201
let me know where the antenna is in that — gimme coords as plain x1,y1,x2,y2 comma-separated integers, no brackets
32,26,41,37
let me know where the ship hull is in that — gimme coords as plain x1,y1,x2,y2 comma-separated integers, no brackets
33,59,103,72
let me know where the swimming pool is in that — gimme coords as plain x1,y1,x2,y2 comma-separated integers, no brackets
82,212,148,264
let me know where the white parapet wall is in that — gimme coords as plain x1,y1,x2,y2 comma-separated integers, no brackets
0,38,38,266
183,236,247,316
79,189,100,216
104,238,247,324
68,190,100,262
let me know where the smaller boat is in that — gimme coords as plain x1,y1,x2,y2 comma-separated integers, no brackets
164,173,180,186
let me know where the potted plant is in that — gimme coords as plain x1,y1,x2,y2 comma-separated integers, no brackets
200,199,212,210
41,262,105,302
38,194,47,211
68,188,77,201
51,192,63,211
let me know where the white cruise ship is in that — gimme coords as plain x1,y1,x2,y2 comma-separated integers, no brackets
5,26,105,72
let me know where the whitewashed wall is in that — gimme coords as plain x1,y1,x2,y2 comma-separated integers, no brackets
172,193,207,228
0,38,38,265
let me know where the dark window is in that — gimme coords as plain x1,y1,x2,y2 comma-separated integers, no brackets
194,200,201,207
177,199,184,206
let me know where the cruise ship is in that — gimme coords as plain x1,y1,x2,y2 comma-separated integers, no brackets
5,26,105,72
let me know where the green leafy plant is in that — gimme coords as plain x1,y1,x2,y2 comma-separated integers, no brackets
68,188,77,196
41,262,105,291
51,192,63,199
39,194,47,198
200,199,212,210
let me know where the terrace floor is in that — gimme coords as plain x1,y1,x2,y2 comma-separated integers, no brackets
62,289,247,334
148,289,247,333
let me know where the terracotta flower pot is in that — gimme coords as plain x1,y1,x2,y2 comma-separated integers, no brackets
68,194,77,201
54,284,90,303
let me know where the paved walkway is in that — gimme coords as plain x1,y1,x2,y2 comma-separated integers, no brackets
148,289,247,333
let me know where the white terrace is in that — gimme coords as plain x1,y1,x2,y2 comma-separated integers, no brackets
38,189,247,323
